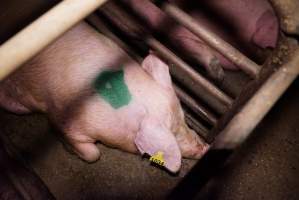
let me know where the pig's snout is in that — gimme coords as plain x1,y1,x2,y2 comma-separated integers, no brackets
176,126,209,159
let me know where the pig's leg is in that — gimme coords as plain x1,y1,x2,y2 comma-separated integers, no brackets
62,128,101,162
63,121,100,162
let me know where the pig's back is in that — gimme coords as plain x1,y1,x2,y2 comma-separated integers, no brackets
3,22,142,112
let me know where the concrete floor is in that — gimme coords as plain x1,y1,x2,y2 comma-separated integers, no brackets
0,78,298,200
197,78,299,200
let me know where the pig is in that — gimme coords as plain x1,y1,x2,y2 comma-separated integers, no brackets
0,22,208,173
120,0,279,78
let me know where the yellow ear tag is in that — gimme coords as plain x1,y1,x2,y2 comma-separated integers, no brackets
149,151,165,166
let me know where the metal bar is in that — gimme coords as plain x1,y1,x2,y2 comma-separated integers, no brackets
153,1,261,78
0,0,108,81
100,2,233,114
147,37,233,111
174,85,217,126
185,112,210,140
213,48,299,149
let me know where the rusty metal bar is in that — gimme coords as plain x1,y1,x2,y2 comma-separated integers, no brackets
174,86,217,126
153,1,261,78
213,48,299,149
0,0,108,81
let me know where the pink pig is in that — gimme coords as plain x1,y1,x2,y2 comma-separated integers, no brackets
121,0,279,78
0,22,208,173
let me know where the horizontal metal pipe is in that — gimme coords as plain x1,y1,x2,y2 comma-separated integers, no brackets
213,48,299,149
174,85,217,126
0,0,108,81
154,1,261,78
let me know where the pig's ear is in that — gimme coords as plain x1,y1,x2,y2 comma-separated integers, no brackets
141,54,173,90
134,118,182,173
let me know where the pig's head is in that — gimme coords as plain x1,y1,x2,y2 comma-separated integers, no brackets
133,54,209,172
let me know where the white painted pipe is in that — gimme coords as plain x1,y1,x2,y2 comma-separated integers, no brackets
213,48,299,149
0,0,108,81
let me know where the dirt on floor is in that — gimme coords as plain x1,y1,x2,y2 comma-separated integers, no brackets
0,79,298,200
0,109,196,200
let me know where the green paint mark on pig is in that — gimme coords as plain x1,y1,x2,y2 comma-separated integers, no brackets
94,69,132,109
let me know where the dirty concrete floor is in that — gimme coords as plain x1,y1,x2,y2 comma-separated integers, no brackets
0,114,190,200
0,80,298,200
196,78,299,200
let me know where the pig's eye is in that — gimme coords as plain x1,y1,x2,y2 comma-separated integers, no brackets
93,69,132,109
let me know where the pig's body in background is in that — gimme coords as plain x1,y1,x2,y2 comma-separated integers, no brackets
122,0,279,76
0,22,208,173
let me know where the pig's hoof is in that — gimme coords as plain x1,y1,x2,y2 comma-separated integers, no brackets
207,57,225,82
73,142,101,163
